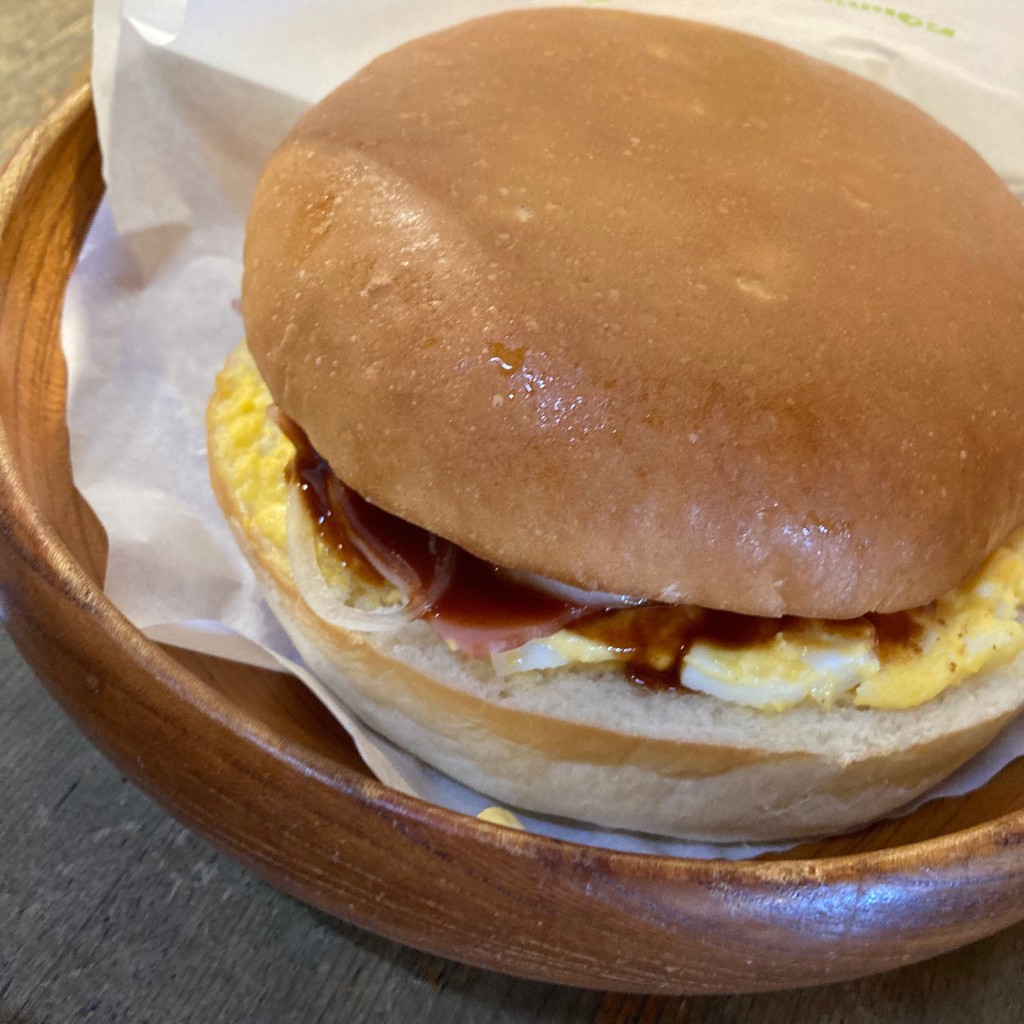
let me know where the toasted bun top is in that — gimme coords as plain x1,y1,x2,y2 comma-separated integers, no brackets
242,8,1024,617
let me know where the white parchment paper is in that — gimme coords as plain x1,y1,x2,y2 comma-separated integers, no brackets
63,0,1024,858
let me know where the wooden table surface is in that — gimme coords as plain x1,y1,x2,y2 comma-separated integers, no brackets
3,3,1024,1021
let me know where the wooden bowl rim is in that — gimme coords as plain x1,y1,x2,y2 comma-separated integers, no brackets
5,82,1024,889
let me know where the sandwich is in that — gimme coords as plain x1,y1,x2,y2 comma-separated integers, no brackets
206,8,1024,841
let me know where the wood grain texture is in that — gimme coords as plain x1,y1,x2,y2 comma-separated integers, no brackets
5,625,1024,1023
5,82,1024,999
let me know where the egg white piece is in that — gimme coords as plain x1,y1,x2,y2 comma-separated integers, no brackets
491,631,623,676
682,626,880,711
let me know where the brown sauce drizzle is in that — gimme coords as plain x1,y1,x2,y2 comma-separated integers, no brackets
865,609,927,658
581,608,926,692
274,409,933,677
277,408,446,594
575,607,796,691
275,411,585,655
429,556,574,630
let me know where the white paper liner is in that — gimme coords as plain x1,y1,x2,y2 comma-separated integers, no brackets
63,0,1024,859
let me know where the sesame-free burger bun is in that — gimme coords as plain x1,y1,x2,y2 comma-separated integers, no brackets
242,7,1024,620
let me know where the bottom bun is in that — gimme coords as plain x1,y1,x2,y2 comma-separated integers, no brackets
207,346,1024,842
268,576,1023,842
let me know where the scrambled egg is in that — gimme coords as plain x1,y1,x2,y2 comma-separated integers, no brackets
209,344,404,612
211,343,1024,713
476,806,526,830
208,344,293,580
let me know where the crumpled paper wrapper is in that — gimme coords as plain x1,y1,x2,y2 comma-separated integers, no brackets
63,0,1024,858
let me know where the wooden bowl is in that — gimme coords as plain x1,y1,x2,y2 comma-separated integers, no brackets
4,85,1024,995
